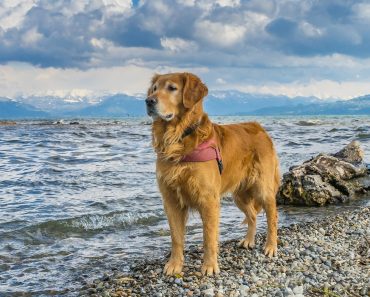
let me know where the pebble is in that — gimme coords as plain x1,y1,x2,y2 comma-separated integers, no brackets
202,288,214,296
283,287,293,296
81,207,369,297
293,286,303,294
318,228,326,235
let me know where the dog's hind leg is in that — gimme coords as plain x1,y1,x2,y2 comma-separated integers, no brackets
234,192,262,249
262,196,278,257
162,195,189,275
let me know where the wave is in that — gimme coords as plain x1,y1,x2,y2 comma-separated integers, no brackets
1,210,165,241
295,120,322,126
65,211,164,231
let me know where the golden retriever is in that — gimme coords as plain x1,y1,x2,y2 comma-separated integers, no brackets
146,72,280,276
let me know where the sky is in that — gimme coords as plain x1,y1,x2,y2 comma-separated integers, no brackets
1,0,370,99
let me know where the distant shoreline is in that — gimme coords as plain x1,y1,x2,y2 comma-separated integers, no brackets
1,114,370,122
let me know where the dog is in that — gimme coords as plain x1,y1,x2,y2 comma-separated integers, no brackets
146,72,280,276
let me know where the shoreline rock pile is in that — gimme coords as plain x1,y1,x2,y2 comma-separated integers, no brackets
278,141,370,206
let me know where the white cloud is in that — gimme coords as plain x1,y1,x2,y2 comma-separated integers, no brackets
224,80,370,99
0,63,153,98
43,0,132,18
160,37,198,52
176,0,195,7
0,0,36,31
0,0,370,102
194,0,240,10
216,78,226,84
101,0,132,15
299,21,324,37
90,37,112,49
0,63,209,98
21,27,43,46
139,1,172,34
2,61,370,100
216,0,240,8
352,3,370,22
242,11,271,38
195,20,246,47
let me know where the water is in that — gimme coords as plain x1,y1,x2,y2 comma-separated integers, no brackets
0,116,369,296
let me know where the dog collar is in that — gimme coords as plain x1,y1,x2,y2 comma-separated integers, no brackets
181,138,223,174
181,121,200,139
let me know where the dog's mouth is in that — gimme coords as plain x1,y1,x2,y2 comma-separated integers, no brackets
147,107,174,121
162,113,174,121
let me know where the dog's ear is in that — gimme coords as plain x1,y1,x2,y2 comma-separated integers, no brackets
182,73,208,109
147,74,160,96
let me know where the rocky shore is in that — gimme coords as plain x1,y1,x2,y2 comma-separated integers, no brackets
278,141,370,206
80,206,369,297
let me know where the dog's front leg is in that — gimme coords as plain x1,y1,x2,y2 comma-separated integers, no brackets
199,200,220,276
163,196,188,275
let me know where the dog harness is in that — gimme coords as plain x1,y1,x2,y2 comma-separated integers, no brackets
181,138,223,174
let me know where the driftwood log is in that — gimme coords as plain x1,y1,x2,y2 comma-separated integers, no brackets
277,141,370,206
0,120,16,125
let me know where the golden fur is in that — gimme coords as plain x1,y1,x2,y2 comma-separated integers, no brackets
147,72,280,276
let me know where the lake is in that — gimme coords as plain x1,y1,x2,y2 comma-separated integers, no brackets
0,116,369,296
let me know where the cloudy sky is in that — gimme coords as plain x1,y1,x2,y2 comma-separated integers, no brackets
1,0,370,99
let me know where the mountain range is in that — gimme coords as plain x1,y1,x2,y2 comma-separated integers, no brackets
0,91,369,119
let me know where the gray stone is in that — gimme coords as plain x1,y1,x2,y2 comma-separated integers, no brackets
202,287,214,297
283,287,293,296
360,286,368,296
238,284,249,296
277,141,369,206
293,286,304,294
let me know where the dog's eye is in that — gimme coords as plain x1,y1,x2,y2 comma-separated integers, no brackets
153,85,157,92
168,85,177,91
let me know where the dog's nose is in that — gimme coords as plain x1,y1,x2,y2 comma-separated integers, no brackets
145,97,157,106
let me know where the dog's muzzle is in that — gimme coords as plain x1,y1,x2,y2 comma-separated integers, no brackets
145,96,157,116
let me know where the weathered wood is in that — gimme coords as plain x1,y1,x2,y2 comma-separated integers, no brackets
0,120,17,125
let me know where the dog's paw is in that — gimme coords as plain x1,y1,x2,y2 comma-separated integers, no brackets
238,238,255,249
264,243,277,258
163,259,183,276
201,262,220,276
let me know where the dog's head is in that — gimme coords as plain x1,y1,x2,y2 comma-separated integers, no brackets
146,72,208,121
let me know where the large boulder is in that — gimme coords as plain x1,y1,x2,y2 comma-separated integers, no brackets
277,141,370,206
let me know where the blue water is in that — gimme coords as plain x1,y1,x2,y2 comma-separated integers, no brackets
0,116,369,296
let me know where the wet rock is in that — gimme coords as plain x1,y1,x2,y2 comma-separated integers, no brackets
278,141,370,206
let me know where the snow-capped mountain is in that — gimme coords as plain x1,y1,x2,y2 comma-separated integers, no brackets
1,91,369,119
204,91,324,115
17,93,103,113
